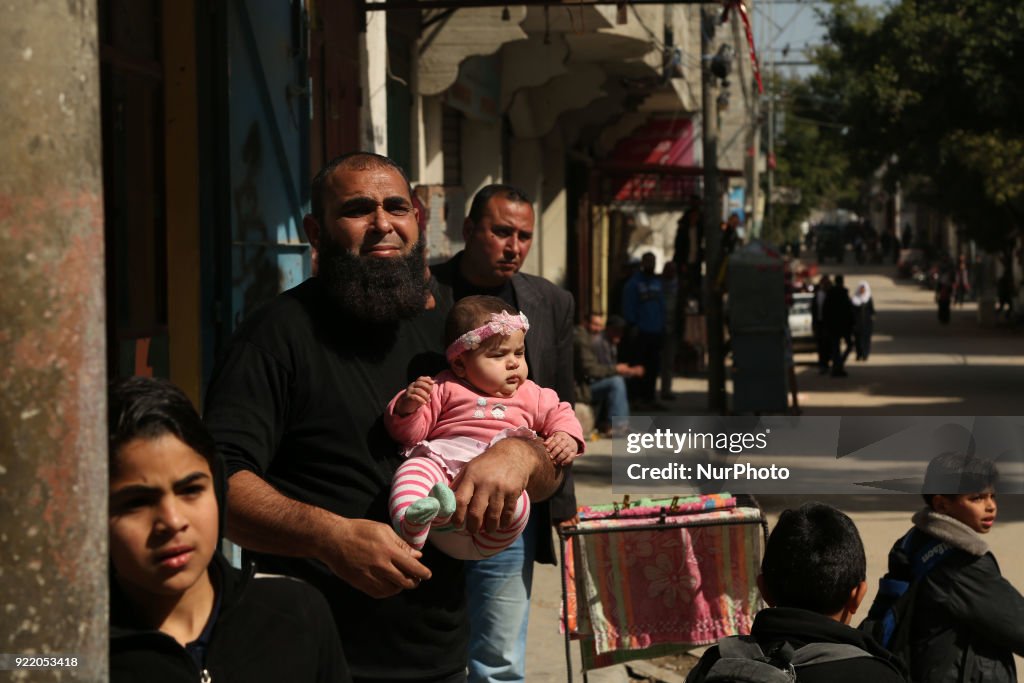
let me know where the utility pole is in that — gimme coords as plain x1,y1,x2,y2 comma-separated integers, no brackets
764,0,775,239
765,83,775,238
702,4,727,413
748,95,761,238
730,7,760,239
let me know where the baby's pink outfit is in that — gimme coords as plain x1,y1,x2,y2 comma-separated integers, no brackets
384,369,584,560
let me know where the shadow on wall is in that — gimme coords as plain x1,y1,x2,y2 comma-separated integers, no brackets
233,122,285,325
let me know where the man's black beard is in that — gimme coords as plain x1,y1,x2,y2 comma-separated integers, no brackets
318,237,427,323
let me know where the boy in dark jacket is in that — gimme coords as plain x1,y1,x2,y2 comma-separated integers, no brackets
686,502,906,683
108,377,350,683
868,454,1024,683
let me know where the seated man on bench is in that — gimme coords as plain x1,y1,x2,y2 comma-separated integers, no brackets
572,313,642,437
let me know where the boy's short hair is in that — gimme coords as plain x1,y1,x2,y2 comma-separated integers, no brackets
921,452,999,506
108,376,219,484
761,502,866,615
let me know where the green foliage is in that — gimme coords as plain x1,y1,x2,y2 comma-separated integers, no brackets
809,0,1024,249
766,75,861,243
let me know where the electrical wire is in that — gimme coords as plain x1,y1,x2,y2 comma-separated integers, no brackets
625,3,706,73
628,2,667,52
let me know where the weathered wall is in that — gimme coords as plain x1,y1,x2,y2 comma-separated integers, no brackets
0,1,108,680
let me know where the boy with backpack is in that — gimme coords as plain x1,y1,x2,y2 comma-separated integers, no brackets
862,454,1024,682
685,502,905,683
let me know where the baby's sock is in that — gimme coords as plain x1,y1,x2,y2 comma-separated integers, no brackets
398,482,456,548
430,482,456,526
391,457,449,549
400,497,441,549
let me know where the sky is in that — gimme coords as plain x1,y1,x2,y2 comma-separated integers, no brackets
753,0,890,79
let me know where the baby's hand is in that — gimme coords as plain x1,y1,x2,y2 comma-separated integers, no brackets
544,431,579,466
395,376,435,416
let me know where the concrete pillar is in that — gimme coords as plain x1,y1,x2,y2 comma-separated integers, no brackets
539,130,568,287
461,117,502,211
415,95,444,185
508,137,543,276
360,0,388,153
0,1,108,680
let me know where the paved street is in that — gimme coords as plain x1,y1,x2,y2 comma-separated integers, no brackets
526,263,1024,682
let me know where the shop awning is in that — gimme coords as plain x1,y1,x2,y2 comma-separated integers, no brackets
596,117,741,203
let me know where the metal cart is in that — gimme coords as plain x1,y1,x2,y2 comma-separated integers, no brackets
558,495,769,682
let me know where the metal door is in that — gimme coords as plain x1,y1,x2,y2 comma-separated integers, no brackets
227,0,311,327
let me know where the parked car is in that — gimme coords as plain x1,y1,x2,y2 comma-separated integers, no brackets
788,292,815,349
814,223,846,263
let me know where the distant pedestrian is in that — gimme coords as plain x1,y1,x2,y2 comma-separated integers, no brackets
659,261,680,400
812,275,832,374
622,252,666,409
880,230,893,262
953,254,971,306
783,269,801,415
936,267,953,324
997,264,1015,321
823,275,854,377
851,281,875,361
673,200,703,300
722,213,740,255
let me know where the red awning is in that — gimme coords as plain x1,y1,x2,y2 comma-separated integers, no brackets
596,117,741,203
608,117,696,167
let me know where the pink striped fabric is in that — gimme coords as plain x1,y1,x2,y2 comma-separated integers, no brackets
388,454,530,556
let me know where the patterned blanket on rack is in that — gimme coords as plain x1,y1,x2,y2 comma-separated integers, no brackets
561,500,764,669
576,492,736,522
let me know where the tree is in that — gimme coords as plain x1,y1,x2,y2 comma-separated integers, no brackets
766,74,861,246
811,0,1024,250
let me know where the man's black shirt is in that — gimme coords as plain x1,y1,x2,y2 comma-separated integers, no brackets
204,277,466,682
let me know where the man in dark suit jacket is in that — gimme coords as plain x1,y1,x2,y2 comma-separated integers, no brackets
823,274,854,377
431,184,576,683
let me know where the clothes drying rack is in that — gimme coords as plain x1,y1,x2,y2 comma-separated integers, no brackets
557,494,769,683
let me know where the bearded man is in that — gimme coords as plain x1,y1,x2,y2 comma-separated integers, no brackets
203,153,562,683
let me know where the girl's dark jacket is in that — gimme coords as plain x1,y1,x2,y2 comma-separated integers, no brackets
110,450,349,683
886,509,1024,683
110,552,351,683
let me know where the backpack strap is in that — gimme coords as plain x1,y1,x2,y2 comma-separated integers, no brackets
904,531,954,578
790,642,874,667
705,637,797,683
717,635,773,662
876,576,911,599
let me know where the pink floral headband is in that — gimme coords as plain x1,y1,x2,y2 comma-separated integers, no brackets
446,310,530,362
